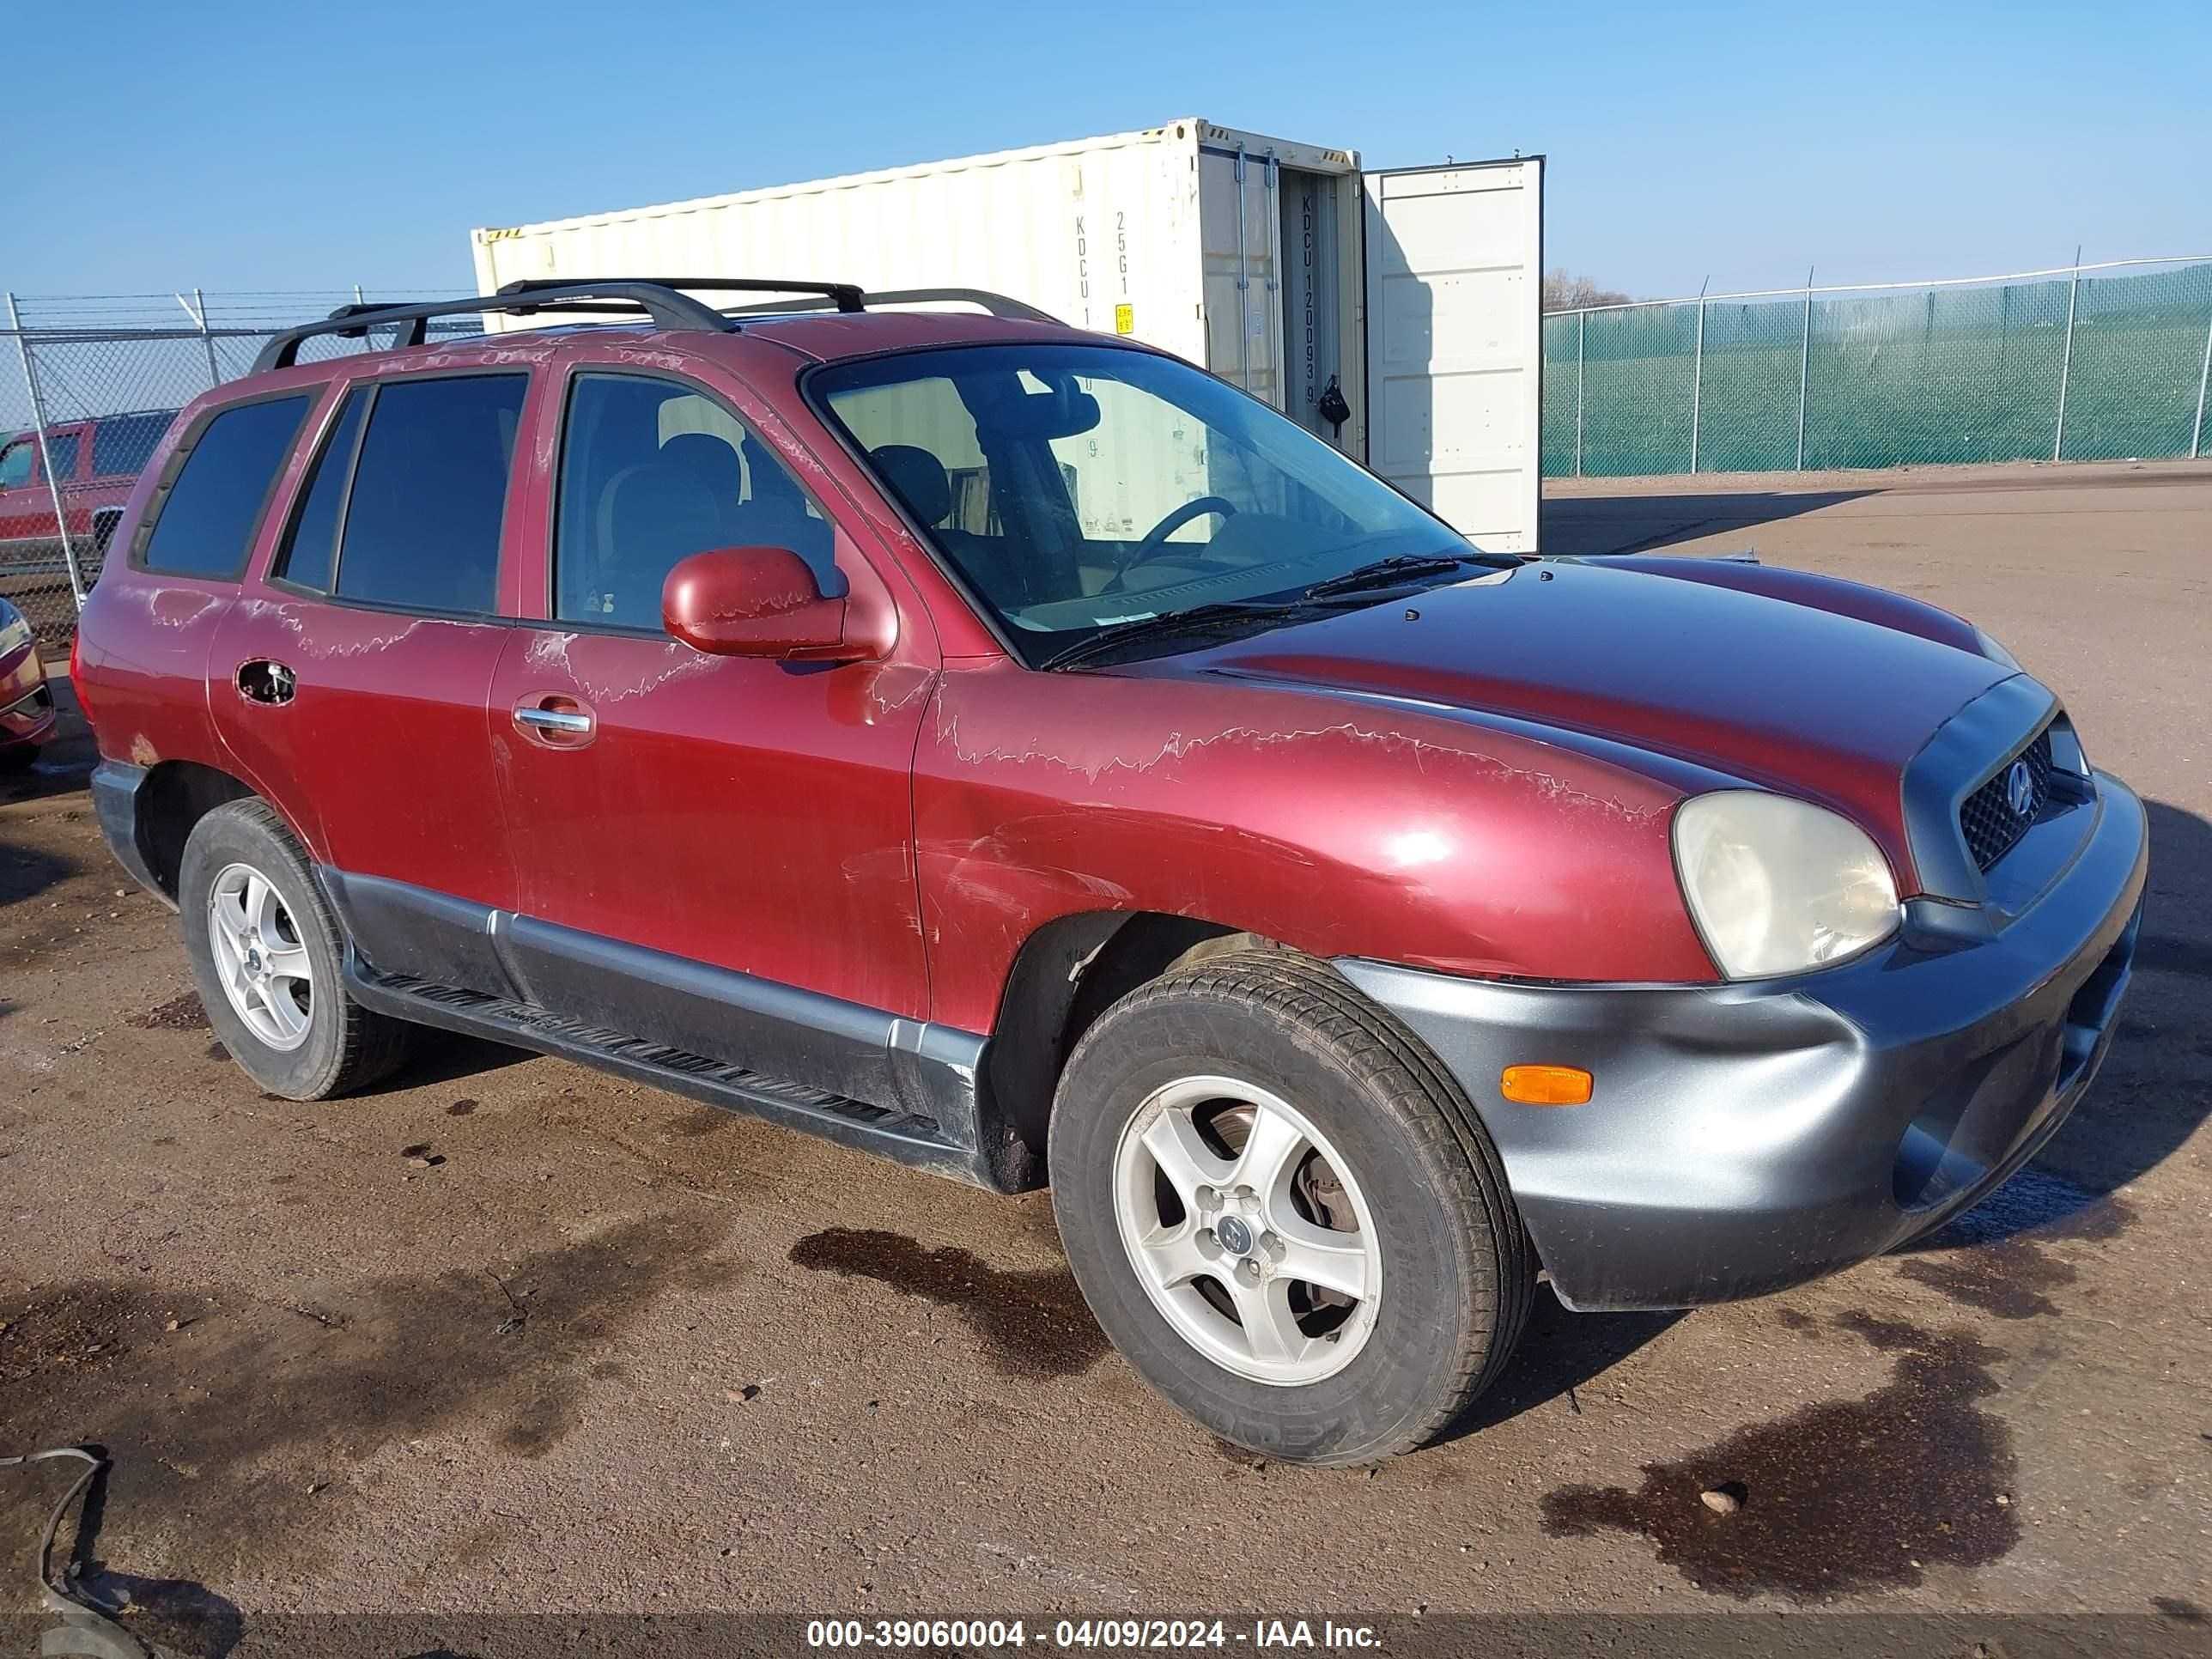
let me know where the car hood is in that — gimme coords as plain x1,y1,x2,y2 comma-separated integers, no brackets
1131,558,2016,884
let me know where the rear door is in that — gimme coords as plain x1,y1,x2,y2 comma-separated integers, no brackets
1362,156,1544,553
210,369,532,988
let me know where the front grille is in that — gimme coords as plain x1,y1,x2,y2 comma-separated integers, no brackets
1959,726,2055,871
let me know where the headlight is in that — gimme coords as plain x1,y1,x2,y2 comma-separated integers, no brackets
1672,792,1901,979
1972,626,2020,671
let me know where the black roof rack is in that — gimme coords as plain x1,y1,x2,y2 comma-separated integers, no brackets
251,282,736,373
730,286,1062,325
497,276,868,313
252,278,1066,374
501,277,1060,325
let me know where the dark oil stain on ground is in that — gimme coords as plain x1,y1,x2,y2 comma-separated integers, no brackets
2153,1597,2209,1624
203,1040,228,1062
0,1215,739,1588
447,1097,478,1117
1898,1237,2075,1319
128,993,210,1031
1541,1310,2018,1600
1896,1177,2136,1319
788,1226,1108,1380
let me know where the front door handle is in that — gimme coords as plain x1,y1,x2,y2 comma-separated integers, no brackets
512,694,595,746
516,706,591,734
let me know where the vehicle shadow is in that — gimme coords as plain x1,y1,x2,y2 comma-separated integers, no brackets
1901,794,2211,1251
386,1027,531,1091
1432,1292,1683,1445
1540,487,1876,557
0,836,76,908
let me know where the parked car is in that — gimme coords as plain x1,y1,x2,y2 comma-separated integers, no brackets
0,596,57,768
0,409,179,562
70,281,2145,1465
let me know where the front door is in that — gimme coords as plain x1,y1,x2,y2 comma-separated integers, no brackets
1362,156,1545,552
211,371,532,987
487,351,938,1100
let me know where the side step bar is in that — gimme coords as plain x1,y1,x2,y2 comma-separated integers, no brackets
345,959,1005,1189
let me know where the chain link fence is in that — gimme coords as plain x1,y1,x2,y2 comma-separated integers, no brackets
1,289,453,647
8,262,2211,643
1543,256,2212,479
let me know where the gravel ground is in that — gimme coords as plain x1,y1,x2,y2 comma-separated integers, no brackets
0,459,2207,1656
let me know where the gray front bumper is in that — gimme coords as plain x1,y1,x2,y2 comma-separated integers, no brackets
1340,773,2148,1312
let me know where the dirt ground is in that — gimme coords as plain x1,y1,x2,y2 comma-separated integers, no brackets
1,459,2208,1656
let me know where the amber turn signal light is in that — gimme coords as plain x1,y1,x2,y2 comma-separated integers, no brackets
1500,1064,1593,1106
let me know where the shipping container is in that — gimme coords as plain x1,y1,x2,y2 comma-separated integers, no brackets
471,119,1544,551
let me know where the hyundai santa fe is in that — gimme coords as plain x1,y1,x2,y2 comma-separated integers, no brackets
70,278,2145,1464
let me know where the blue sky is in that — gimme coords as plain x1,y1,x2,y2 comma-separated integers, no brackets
9,0,2205,303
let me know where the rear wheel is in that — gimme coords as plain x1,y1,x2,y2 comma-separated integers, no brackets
179,799,412,1099
1049,950,1533,1464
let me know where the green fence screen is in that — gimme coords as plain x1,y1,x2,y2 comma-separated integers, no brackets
1542,260,2212,478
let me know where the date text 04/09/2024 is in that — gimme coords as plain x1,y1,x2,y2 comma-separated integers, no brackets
804,1618,1383,1650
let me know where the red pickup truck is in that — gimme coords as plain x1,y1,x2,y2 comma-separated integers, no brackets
0,409,178,563
69,281,2144,1464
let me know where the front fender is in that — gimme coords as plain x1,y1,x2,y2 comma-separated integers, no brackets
915,659,1723,1033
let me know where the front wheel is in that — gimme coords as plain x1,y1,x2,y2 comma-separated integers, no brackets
1049,950,1533,1465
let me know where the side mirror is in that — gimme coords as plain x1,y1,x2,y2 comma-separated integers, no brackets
661,546,865,661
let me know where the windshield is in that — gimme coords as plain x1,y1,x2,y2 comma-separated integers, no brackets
813,343,1470,664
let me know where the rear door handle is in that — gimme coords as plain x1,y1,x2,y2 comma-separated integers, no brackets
512,694,595,746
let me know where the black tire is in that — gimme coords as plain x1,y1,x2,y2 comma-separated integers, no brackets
178,798,413,1100
1049,949,1534,1466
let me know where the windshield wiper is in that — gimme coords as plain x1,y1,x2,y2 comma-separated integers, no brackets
1037,599,1307,672
1300,552,1490,600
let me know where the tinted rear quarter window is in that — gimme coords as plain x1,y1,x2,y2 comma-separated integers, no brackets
140,396,313,580
336,375,526,614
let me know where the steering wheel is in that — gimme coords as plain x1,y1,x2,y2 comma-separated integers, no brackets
1103,496,1239,593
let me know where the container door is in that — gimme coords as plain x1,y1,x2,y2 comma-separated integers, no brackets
1362,157,1543,553
1199,142,1284,410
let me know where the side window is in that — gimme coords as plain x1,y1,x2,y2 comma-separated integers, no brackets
272,388,372,592
554,373,837,630
40,431,82,483
93,413,176,478
335,374,526,614
140,395,313,580
0,442,29,490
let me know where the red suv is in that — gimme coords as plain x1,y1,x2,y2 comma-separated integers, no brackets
70,281,2146,1464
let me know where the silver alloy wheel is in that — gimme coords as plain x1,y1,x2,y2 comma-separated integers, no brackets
1112,1074,1382,1386
206,860,314,1052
